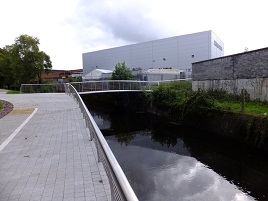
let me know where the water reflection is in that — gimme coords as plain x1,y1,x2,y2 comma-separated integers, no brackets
89,109,268,201
107,136,255,201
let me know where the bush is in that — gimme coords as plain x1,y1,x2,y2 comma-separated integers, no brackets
204,89,241,102
42,85,56,93
151,81,193,109
148,82,268,116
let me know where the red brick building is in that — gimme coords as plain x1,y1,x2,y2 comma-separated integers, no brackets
42,69,83,83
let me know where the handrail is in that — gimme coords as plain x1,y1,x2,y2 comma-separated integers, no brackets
70,79,191,93
65,83,139,201
20,83,66,93
72,78,191,84
20,79,192,93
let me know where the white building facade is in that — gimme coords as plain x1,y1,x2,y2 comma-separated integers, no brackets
82,30,224,76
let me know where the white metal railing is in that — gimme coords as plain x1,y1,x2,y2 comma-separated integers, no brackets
70,79,191,93
20,83,66,93
20,79,191,94
65,83,139,201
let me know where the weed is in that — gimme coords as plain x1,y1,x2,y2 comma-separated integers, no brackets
149,81,268,116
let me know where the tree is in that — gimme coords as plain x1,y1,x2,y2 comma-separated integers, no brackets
9,34,52,85
0,47,15,89
111,62,134,80
36,51,52,84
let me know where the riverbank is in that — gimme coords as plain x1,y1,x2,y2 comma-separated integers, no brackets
147,105,268,152
80,85,268,152
146,82,268,152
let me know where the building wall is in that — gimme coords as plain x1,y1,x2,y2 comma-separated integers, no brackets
192,47,268,101
210,31,224,59
83,30,224,76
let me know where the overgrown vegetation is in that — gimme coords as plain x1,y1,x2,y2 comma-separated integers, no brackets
150,81,268,116
147,82,268,151
151,81,193,109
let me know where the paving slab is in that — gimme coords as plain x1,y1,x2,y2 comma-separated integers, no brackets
0,93,111,201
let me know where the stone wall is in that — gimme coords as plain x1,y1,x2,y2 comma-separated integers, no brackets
192,47,268,100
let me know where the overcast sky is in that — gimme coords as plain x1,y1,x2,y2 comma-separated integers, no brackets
1,0,268,70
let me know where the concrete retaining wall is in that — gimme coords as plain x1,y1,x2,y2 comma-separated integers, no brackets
192,78,268,101
192,47,268,100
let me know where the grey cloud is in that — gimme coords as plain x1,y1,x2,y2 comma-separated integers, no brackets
94,4,162,43
70,0,167,48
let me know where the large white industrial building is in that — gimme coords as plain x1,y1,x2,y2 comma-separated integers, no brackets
82,30,224,78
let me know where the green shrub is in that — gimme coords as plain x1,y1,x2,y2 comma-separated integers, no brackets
204,89,241,101
42,85,56,93
151,81,193,109
147,82,268,116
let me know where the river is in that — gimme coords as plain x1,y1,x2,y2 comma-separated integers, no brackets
88,108,268,201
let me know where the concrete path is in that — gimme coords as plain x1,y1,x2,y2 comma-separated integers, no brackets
0,93,111,201
0,89,9,94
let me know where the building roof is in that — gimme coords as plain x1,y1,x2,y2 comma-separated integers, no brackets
85,69,113,79
95,69,113,74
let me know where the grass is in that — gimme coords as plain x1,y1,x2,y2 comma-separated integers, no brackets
214,100,268,116
151,82,268,116
0,101,3,110
6,90,21,94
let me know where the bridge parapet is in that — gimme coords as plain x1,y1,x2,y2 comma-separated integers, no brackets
71,80,157,93
20,79,191,93
70,79,190,93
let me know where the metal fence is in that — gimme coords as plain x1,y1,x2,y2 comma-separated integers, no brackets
20,79,191,94
65,83,139,201
20,83,65,93
70,79,191,93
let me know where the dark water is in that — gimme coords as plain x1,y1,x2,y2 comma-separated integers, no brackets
89,109,268,201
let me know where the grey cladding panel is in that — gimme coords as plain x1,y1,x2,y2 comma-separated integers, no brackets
83,30,223,72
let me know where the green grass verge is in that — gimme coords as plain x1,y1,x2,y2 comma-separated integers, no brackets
151,82,268,117
6,90,21,94
0,101,3,110
214,100,268,116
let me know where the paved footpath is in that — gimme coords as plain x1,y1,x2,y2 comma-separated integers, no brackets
0,93,111,201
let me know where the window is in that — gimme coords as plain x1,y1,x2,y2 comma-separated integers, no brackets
214,40,223,51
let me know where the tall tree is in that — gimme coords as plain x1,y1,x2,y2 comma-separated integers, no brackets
0,47,15,89
36,51,52,84
111,62,134,80
9,34,52,85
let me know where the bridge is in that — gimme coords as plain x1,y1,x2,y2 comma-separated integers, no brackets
20,79,191,94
